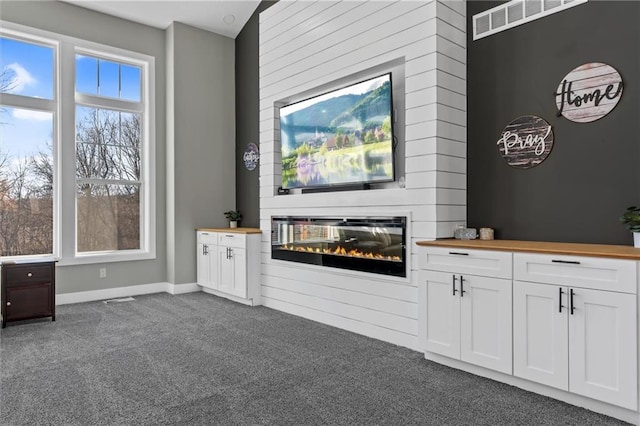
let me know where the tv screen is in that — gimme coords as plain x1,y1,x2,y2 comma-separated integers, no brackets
280,73,394,190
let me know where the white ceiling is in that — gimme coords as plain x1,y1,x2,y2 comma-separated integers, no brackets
62,0,261,39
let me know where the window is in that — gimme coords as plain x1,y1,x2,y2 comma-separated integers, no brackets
0,24,155,264
0,36,56,258
75,54,143,253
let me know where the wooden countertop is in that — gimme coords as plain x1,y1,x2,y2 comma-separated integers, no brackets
196,227,262,234
416,239,640,260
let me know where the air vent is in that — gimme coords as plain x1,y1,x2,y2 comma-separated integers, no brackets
473,0,587,40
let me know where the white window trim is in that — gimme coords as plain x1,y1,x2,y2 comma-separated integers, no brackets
0,20,156,266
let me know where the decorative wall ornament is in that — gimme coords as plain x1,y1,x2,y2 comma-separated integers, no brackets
243,142,260,171
555,62,623,123
497,115,554,169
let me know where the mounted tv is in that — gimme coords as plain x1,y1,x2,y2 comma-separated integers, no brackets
280,73,394,191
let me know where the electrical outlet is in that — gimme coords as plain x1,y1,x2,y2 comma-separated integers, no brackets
99,268,107,278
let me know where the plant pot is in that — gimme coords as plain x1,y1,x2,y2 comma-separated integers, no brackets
229,220,238,229
634,232,640,248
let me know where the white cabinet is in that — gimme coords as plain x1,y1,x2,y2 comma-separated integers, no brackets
513,253,637,410
418,241,640,422
196,229,261,306
421,247,513,374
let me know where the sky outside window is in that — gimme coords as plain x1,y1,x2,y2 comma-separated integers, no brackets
0,36,54,99
1,36,54,169
75,54,141,102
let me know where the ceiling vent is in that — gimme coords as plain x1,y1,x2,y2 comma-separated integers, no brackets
473,0,587,40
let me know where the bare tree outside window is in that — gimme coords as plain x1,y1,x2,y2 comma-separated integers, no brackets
2,36,147,259
75,107,141,252
0,109,54,257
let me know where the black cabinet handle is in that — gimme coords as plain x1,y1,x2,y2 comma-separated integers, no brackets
452,275,458,296
570,289,576,315
460,275,466,297
559,287,565,313
552,259,581,265
449,252,469,256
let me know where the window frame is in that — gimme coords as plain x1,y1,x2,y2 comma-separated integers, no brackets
0,21,155,266
0,28,58,262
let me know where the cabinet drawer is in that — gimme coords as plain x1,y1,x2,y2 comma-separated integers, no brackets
514,253,637,294
421,247,512,279
197,231,218,245
219,233,246,249
5,265,53,285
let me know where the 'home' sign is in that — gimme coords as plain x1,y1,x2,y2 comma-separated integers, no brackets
555,62,623,123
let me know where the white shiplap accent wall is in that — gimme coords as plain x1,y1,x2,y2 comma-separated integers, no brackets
259,0,466,350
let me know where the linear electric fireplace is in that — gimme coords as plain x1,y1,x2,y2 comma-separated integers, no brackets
271,216,406,277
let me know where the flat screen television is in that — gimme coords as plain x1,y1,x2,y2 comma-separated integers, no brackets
279,73,394,190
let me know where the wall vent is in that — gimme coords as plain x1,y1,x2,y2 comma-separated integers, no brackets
473,0,587,40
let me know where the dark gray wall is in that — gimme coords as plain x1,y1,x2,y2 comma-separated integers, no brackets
235,1,277,228
467,0,640,245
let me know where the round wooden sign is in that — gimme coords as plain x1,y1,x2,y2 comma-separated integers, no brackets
555,63,623,123
496,115,554,169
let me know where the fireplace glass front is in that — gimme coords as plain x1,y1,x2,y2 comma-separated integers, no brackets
271,216,406,277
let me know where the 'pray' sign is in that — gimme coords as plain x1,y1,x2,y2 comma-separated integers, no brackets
497,116,554,169
555,63,623,123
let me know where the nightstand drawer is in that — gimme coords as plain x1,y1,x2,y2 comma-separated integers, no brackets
5,265,53,285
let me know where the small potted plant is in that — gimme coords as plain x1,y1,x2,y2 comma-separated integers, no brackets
224,210,242,228
620,206,640,248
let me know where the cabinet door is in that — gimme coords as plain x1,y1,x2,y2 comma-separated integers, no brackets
460,275,512,374
196,243,207,286
424,271,460,359
513,281,568,390
218,246,247,298
218,246,233,295
229,247,247,298
569,288,637,410
197,243,217,289
6,284,53,320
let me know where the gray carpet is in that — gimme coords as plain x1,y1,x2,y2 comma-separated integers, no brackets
0,292,630,425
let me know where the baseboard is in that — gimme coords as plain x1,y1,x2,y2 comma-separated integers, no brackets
55,282,201,305
166,282,201,295
200,287,255,306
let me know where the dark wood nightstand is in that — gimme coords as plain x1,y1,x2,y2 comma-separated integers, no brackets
1,261,56,328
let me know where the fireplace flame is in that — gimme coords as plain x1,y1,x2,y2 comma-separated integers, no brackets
281,244,401,262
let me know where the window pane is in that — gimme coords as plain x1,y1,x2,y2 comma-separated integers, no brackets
0,106,54,256
98,59,119,98
0,37,54,99
77,183,140,252
76,55,141,101
121,64,141,102
76,107,141,180
76,54,98,96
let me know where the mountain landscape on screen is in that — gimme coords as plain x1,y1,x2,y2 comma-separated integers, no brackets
280,74,394,189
